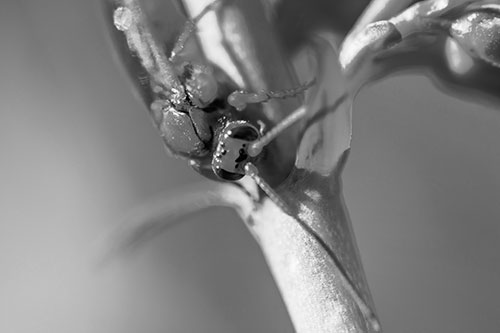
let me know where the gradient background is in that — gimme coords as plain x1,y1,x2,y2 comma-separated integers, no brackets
1,1,500,332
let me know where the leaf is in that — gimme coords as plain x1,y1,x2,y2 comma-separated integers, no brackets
339,0,500,107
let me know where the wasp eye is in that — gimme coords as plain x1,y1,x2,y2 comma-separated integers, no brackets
160,107,207,157
185,64,218,108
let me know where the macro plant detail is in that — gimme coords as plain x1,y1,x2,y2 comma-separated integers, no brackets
103,0,500,332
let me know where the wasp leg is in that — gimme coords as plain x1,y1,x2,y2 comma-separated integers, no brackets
256,120,266,136
169,0,223,61
227,79,315,111
244,163,292,215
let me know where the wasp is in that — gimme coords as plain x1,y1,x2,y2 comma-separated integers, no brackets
113,1,313,188
111,1,379,330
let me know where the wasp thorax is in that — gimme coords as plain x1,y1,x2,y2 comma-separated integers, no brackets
212,121,260,181
159,106,208,157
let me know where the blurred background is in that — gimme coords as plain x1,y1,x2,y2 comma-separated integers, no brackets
1,1,499,332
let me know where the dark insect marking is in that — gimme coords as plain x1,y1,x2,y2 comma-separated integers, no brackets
235,149,248,163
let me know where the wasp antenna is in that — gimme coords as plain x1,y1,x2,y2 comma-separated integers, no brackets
244,162,380,331
247,105,307,157
103,181,252,263
228,79,315,111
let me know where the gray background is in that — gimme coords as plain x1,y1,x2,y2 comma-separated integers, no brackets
1,1,499,332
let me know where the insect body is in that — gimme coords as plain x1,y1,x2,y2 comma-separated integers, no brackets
150,63,232,160
112,1,379,331
114,1,312,183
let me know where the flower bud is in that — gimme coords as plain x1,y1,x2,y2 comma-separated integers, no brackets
450,9,500,68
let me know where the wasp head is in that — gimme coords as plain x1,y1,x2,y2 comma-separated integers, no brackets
212,121,261,181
